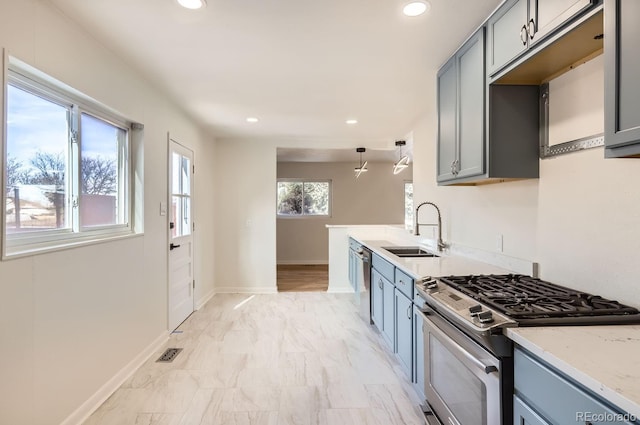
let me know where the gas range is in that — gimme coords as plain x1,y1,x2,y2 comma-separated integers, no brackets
416,274,640,425
415,273,640,355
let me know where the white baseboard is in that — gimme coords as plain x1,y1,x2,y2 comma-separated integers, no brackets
196,288,216,310
327,287,356,294
214,286,278,294
276,260,329,265
60,331,169,425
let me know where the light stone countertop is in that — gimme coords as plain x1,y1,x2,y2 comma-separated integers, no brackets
357,239,513,280
507,326,640,419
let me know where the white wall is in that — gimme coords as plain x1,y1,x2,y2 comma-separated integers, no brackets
0,1,216,424
276,161,411,264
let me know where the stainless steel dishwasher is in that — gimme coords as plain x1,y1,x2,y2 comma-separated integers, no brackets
358,246,372,323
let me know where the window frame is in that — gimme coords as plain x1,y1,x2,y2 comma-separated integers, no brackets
2,54,138,258
276,178,332,218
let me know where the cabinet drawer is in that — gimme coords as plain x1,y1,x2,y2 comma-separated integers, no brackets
372,254,395,283
395,268,414,300
514,348,636,424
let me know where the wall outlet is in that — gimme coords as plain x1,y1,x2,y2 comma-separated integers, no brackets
496,234,504,253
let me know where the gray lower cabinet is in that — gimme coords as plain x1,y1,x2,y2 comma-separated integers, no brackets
412,303,425,401
371,268,384,330
513,396,550,425
604,0,640,158
369,256,417,383
514,347,637,425
394,289,413,375
382,278,395,350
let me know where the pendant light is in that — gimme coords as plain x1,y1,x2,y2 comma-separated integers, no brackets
354,147,368,178
393,140,410,175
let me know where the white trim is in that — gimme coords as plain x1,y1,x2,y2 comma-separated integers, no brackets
196,289,216,310
59,331,169,425
214,286,278,294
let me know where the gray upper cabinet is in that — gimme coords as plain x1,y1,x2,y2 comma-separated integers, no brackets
436,58,457,182
487,0,593,77
437,28,485,183
605,0,640,158
457,31,485,179
530,0,594,45
437,26,539,185
487,0,528,77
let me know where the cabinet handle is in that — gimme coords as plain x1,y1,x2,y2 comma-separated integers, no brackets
528,19,536,40
378,279,383,289
399,279,404,286
450,161,455,175
520,24,528,45
407,305,412,319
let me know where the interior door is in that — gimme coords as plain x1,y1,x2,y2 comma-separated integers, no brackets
168,138,194,330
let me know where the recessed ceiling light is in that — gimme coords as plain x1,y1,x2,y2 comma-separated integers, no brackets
246,117,259,123
403,1,430,17
177,0,206,10
346,119,358,125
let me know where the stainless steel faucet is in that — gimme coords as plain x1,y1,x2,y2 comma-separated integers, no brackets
415,201,447,252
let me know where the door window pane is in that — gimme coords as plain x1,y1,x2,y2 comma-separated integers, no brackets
6,85,69,233
80,113,125,227
171,151,191,238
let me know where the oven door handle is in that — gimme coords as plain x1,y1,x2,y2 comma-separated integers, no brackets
424,313,499,375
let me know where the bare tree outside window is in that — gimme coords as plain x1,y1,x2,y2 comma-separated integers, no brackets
277,181,330,216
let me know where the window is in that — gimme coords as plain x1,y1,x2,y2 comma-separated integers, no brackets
404,181,414,230
3,57,137,256
277,180,330,217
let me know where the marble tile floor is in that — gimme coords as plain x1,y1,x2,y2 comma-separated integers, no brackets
84,292,425,425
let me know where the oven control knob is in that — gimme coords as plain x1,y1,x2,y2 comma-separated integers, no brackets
478,311,494,324
425,281,438,290
469,304,482,316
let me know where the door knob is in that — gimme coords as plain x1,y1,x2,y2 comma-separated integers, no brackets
170,243,181,250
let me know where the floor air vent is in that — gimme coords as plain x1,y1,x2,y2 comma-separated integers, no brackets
156,348,182,363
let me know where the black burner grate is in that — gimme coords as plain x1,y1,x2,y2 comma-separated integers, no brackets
439,274,640,324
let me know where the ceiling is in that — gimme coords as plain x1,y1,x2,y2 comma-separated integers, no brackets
47,0,501,148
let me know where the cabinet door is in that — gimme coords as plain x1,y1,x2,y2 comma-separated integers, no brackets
382,278,395,350
437,56,457,182
605,0,640,156
395,290,413,377
371,269,384,330
487,0,528,76
529,0,593,46
348,251,354,289
514,396,551,425
456,28,485,179
413,304,425,400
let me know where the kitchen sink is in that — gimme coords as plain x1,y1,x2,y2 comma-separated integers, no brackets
382,246,438,258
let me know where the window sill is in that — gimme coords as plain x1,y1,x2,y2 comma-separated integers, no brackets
3,231,144,260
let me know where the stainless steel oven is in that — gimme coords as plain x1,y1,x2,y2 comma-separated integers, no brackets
422,304,502,425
